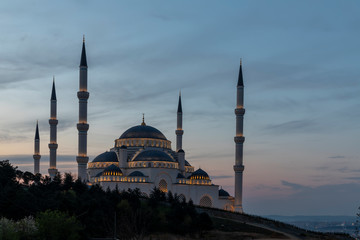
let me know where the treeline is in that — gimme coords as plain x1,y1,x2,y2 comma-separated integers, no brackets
0,160,212,239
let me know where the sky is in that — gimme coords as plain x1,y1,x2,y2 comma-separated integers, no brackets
0,0,359,216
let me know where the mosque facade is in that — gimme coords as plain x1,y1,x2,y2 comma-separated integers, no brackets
33,39,245,212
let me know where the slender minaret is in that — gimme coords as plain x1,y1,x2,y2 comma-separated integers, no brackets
48,78,58,178
76,36,89,181
234,59,245,212
33,121,41,174
175,92,183,151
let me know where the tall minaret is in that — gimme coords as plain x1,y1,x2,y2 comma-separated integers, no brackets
234,60,245,212
48,78,58,178
33,121,41,174
175,92,183,151
76,36,89,181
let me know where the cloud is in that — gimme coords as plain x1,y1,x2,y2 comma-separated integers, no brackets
211,175,233,180
246,182,360,215
263,119,320,134
329,155,346,159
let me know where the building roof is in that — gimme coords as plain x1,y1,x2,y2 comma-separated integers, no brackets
185,160,191,166
92,151,118,163
128,171,145,177
177,173,185,179
102,164,122,176
219,189,230,197
189,168,210,180
119,125,167,140
133,150,175,162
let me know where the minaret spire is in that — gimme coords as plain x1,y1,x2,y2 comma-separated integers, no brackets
80,36,88,67
33,121,41,174
175,91,184,151
234,59,245,212
177,91,182,113
76,37,90,181
48,78,58,179
237,58,243,87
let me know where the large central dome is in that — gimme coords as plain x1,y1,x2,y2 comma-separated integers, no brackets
119,125,167,140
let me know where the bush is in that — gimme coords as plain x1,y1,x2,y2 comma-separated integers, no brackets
0,217,19,240
36,210,82,240
0,216,37,240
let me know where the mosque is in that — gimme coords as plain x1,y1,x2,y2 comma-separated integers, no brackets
32,39,246,212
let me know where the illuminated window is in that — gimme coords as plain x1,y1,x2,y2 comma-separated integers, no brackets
199,196,212,207
158,179,168,193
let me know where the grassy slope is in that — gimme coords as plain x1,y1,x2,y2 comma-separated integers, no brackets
197,207,355,240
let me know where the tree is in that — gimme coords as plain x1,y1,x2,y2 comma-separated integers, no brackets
36,210,82,240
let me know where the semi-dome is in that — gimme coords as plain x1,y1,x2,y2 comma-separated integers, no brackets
92,151,118,163
189,168,210,180
120,125,167,140
128,171,145,177
219,189,230,197
133,150,175,162
102,164,123,176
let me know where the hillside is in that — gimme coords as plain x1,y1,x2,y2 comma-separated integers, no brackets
195,208,354,240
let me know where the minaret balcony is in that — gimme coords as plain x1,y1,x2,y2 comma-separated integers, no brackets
234,108,245,115
48,143,58,149
49,119,58,125
77,91,89,99
76,156,89,164
175,130,184,135
33,154,41,160
234,136,245,143
233,165,245,172
77,123,89,131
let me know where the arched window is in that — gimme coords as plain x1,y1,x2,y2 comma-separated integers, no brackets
178,194,186,202
158,179,168,193
199,196,212,207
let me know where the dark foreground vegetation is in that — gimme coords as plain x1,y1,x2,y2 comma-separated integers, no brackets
0,160,213,239
0,160,355,240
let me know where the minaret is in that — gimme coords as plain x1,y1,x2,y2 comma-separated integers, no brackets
76,36,90,181
33,121,41,174
175,92,183,151
48,78,58,178
234,59,245,212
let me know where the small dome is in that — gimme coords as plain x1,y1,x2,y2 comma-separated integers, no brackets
189,168,210,180
133,150,175,162
177,149,184,153
92,151,118,163
102,164,123,176
219,189,230,197
120,125,167,140
128,171,145,177
177,173,185,179
120,145,127,149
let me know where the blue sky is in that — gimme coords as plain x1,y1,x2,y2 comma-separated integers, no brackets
0,0,359,216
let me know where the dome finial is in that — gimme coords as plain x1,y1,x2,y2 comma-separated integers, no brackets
141,113,146,126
